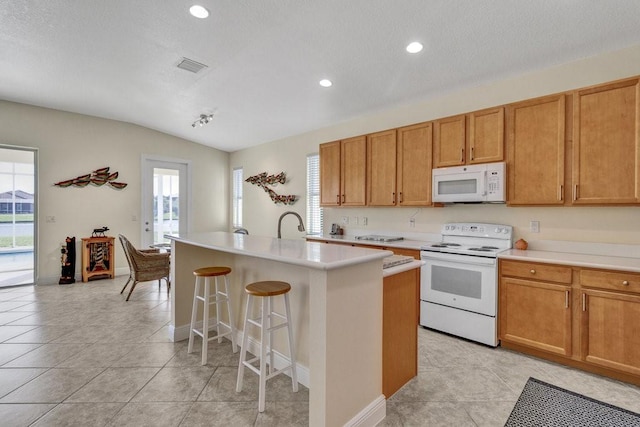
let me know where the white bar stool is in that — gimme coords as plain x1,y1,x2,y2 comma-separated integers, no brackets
188,266,238,365
236,280,298,412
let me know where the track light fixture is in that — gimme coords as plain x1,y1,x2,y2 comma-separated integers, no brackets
192,114,214,128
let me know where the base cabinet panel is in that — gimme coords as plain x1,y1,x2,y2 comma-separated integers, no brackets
500,277,572,356
383,268,418,398
581,289,640,376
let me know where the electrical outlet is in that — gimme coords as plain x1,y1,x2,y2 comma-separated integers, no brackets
131,215,137,221
409,217,415,228
362,217,368,226
46,215,55,223
353,216,359,225
530,220,540,233
341,216,349,224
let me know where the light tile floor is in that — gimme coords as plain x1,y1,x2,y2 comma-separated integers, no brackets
0,277,639,426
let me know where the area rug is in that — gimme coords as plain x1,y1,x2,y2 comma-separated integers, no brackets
505,377,640,426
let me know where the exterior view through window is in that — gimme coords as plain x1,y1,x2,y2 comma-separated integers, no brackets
0,147,35,287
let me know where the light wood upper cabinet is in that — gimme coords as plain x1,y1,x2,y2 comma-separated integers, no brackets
319,136,367,207
434,114,466,168
572,78,640,204
468,107,504,164
367,130,397,206
340,135,367,206
434,109,504,168
397,122,433,206
507,95,566,205
319,141,341,206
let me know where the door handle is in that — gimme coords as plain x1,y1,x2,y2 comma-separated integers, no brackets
565,290,569,308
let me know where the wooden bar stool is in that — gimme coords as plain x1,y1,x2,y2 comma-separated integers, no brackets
188,266,238,365
236,280,298,412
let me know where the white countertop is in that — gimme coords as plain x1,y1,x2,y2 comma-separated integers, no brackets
169,232,393,271
383,260,425,277
499,249,640,273
306,234,435,251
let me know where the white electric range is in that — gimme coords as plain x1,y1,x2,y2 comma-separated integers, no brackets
419,222,513,346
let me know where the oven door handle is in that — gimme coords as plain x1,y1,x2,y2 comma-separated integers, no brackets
420,252,497,266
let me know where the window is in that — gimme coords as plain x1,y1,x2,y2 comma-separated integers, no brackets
306,154,323,235
232,167,243,228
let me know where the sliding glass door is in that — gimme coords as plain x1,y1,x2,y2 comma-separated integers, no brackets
0,146,36,287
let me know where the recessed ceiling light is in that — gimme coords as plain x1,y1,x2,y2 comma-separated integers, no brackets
319,79,333,88
189,5,210,19
406,42,423,54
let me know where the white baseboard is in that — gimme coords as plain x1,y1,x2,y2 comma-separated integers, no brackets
344,395,386,427
170,319,310,389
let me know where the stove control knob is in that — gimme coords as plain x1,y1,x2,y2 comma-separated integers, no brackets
502,229,509,234
494,227,501,233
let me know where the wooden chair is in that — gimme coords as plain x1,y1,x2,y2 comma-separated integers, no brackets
118,234,171,301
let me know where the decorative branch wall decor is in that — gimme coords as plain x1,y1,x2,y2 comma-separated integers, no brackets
54,167,128,189
246,171,297,205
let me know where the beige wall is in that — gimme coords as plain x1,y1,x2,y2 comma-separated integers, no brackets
0,100,229,284
230,43,640,245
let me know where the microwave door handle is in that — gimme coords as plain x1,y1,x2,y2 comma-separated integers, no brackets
481,171,487,196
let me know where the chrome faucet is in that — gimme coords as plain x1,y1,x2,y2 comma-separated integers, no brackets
277,211,305,238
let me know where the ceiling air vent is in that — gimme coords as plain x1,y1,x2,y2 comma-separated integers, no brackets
177,58,208,73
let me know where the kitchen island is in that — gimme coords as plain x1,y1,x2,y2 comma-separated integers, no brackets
168,232,394,427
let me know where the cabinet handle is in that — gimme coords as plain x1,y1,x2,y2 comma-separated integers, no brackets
530,269,536,274
582,293,586,311
470,146,475,160
336,194,340,204
342,194,345,203
573,184,579,201
461,148,464,163
392,192,395,204
565,290,569,309
623,280,630,286
559,185,563,201
399,192,403,203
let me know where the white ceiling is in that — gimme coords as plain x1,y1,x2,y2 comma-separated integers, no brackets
2,1,640,153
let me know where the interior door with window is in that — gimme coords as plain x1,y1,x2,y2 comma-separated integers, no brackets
142,157,190,248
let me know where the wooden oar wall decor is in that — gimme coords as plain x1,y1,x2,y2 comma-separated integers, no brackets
245,171,297,205
54,167,128,189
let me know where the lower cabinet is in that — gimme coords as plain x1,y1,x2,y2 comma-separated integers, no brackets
500,277,572,356
499,259,640,385
581,288,640,376
383,268,418,398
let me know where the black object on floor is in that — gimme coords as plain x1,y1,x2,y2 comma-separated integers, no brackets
505,377,640,426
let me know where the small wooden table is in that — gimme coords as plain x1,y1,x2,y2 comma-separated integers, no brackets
81,236,115,282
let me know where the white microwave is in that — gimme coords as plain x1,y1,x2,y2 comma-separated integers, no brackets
432,162,506,203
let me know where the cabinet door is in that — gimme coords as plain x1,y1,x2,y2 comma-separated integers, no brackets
581,289,640,376
340,135,367,206
319,141,341,206
507,95,566,205
397,122,433,206
572,78,640,204
499,277,572,356
468,107,504,164
367,130,397,206
434,115,466,168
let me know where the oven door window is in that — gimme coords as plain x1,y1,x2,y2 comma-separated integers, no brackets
431,265,481,299
421,257,496,316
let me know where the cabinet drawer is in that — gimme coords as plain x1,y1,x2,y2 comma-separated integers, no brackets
500,260,572,284
580,269,640,294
